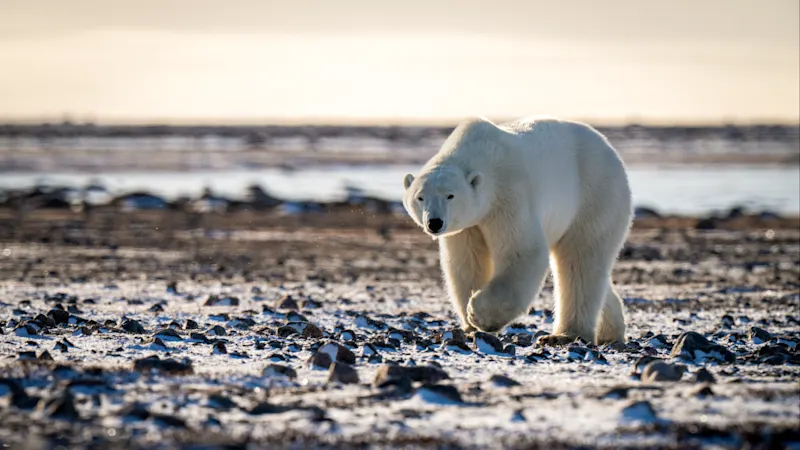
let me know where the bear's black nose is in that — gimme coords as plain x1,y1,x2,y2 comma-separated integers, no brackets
427,218,443,233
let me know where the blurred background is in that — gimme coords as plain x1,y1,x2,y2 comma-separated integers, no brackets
0,0,798,218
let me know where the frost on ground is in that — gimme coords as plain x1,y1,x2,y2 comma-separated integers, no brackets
0,210,798,449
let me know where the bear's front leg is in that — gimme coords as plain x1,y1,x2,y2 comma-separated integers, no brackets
440,227,493,332
466,243,549,333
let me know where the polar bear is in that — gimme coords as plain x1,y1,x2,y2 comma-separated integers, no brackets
402,116,632,345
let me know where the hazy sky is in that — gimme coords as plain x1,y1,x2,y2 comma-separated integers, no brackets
1,0,798,124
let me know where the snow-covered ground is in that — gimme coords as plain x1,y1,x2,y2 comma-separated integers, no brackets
0,212,798,449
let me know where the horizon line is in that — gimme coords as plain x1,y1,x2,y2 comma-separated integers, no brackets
1,114,799,128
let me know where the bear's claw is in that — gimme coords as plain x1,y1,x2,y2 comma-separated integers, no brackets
536,334,576,347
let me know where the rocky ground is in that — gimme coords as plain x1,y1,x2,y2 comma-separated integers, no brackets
0,208,798,449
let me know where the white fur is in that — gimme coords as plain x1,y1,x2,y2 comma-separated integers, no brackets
403,116,633,344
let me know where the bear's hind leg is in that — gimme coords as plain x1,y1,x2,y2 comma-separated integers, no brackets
596,285,626,344
544,229,617,345
440,227,493,332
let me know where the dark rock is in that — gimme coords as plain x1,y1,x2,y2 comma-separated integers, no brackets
267,352,289,362
387,328,415,343
184,319,199,330
354,314,387,330
307,351,333,369
119,403,151,421
207,394,237,411
512,333,533,347
301,298,322,309
228,317,257,330
36,391,79,421
584,349,608,364
153,328,183,341
489,374,521,387
54,341,69,352
207,325,227,336
286,311,309,322
317,341,356,365
641,361,686,383
694,368,717,384
441,339,472,354
328,362,360,384
74,325,93,336
38,350,54,362
695,218,717,230
474,332,504,353
720,314,735,328
669,331,735,364
189,332,211,343
415,339,434,350
249,402,290,415
0,378,37,409
278,321,323,339
373,364,449,387
263,364,297,379
567,344,589,361
748,327,772,345
646,335,671,349
339,330,357,341
204,295,240,306
601,340,628,352
212,342,227,354
277,295,298,310
414,384,463,404
153,414,187,428
633,356,660,374
33,314,55,328
525,350,550,363
121,319,145,334
601,387,630,399
434,328,467,344
133,355,193,374
47,309,70,325
149,304,165,313
693,386,715,397
362,342,380,358
14,324,39,337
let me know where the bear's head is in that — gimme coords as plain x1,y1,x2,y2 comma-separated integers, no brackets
402,165,487,238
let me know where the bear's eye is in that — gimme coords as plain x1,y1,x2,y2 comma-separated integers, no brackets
447,194,454,200
417,196,424,202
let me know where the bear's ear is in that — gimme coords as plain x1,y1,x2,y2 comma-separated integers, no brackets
467,171,483,189
403,174,415,190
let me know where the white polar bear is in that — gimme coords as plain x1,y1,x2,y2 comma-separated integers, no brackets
402,116,633,345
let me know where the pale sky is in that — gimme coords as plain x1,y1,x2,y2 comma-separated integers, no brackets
1,0,798,124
